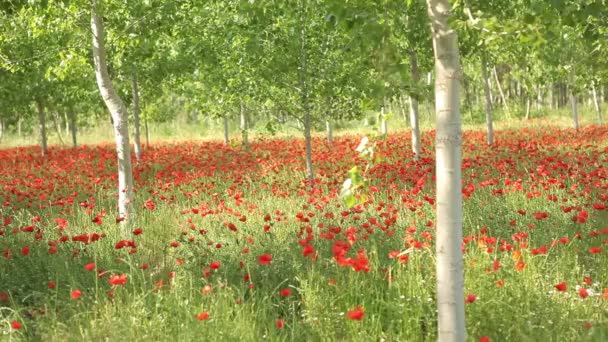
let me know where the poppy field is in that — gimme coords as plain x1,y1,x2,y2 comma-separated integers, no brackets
1,126,608,341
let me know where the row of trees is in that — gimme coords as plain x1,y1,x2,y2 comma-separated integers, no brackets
1,0,607,340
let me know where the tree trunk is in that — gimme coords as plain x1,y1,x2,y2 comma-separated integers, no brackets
144,113,150,146
570,70,579,130
36,101,48,156
525,96,531,120
409,50,421,160
481,55,494,145
536,84,542,110
240,99,249,150
223,116,229,145
17,116,22,137
192,108,199,124
0,119,4,144
131,72,142,161
91,0,134,223
326,120,333,146
571,92,579,130
52,112,65,145
65,112,70,137
591,83,603,124
427,0,466,341
300,2,314,185
68,107,77,147
380,101,388,135
492,65,509,116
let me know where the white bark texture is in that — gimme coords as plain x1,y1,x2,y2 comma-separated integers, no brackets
223,116,229,145
380,104,388,135
240,100,249,149
91,0,134,222
326,120,333,145
426,0,466,341
592,83,603,124
68,108,77,148
36,101,48,156
481,55,494,145
132,73,142,161
409,51,421,160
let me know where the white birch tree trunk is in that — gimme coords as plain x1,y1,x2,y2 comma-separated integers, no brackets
326,120,333,146
223,116,229,145
144,114,150,146
91,0,134,223
426,0,466,340
481,55,494,145
52,112,65,145
592,83,603,124
571,92,579,130
36,101,48,156
17,117,22,138
380,102,388,135
570,70,579,131
0,119,4,144
493,66,509,116
68,107,77,148
525,97,531,120
131,73,142,161
240,99,249,150
409,51,421,160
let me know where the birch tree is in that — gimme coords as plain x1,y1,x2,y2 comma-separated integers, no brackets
91,0,134,223
426,0,466,340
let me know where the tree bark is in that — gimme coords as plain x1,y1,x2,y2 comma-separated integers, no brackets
409,50,421,160
17,116,22,137
300,2,314,185
380,101,388,135
144,113,150,146
192,108,199,124
570,70,579,130
240,99,249,150
223,115,229,145
52,112,65,145
91,0,134,223
536,84,542,110
481,55,494,145
326,120,333,146
68,107,77,147
525,96,531,120
36,101,48,156
492,65,509,116
0,119,4,144
591,83,603,124
427,0,466,341
131,72,142,161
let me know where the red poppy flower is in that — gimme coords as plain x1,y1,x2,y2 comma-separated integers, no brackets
555,282,567,292
108,274,127,286
346,306,365,320
276,319,284,329
48,281,56,289
196,311,210,321
11,320,22,330
280,288,291,297
84,262,96,271
579,288,589,298
210,261,221,269
465,294,477,304
258,253,272,265
70,289,82,300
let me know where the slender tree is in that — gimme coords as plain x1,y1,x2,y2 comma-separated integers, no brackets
427,0,466,341
91,0,134,223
